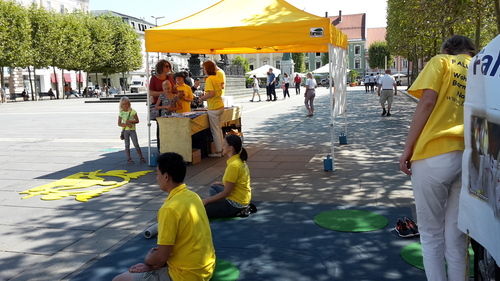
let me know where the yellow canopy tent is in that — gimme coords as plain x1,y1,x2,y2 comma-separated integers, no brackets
145,0,348,170
145,0,347,54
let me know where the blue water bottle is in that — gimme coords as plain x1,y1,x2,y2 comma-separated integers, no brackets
324,154,333,171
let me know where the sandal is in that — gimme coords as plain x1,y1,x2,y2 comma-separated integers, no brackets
140,158,146,163
127,159,135,164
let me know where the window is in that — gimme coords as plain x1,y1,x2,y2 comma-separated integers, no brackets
249,65,254,70
305,61,310,70
131,22,135,29
355,59,360,69
46,1,51,10
60,4,65,14
403,59,408,68
355,45,361,55
276,61,281,69
316,61,322,69
263,60,268,65
316,52,321,57
392,61,396,68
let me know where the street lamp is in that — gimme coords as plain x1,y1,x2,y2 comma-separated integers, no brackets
151,16,165,61
151,16,164,27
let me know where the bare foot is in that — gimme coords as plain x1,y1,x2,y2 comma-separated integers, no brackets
129,263,153,273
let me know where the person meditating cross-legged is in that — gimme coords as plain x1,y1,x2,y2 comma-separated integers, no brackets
203,134,253,218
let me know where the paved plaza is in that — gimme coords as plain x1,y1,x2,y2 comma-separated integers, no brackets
0,86,424,280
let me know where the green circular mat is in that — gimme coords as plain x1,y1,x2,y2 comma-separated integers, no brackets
211,258,239,281
314,209,389,232
401,242,474,277
209,217,240,222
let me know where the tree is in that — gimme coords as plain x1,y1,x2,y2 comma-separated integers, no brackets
321,53,329,66
0,0,31,94
96,14,142,79
368,41,394,70
54,11,92,98
292,53,305,73
232,55,250,72
28,4,60,99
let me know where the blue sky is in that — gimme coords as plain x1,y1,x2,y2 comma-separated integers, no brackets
89,0,387,28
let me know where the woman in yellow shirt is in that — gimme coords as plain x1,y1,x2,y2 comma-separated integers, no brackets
203,134,252,218
399,35,475,281
200,61,225,158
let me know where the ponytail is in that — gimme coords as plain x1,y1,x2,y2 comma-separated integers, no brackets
225,134,246,161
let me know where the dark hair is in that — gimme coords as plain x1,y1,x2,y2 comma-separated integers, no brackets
202,60,217,76
441,35,476,56
157,152,186,183
155,59,171,74
225,134,247,161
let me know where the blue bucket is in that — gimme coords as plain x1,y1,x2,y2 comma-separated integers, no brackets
149,154,158,167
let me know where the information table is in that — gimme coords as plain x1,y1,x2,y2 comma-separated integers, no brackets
156,106,242,162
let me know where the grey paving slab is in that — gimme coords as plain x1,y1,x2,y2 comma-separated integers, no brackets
0,86,424,280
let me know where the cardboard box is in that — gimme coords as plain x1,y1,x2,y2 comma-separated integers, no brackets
192,149,201,165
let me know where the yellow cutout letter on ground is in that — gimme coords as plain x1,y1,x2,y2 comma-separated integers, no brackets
20,170,153,202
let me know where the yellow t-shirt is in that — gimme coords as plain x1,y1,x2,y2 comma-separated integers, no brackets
157,184,216,281
204,76,224,110
216,69,226,96
119,109,137,130
176,84,194,113
222,154,251,205
408,54,472,161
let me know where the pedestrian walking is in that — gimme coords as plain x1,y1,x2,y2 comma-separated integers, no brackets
399,35,476,281
294,73,302,95
282,73,290,99
364,74,370,93
377,69,397,116
249,75,261,102
267,68,277,101
304,72,316,116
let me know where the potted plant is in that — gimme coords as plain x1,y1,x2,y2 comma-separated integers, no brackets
349,70,358,86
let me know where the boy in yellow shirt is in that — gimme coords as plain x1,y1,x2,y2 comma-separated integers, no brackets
112,153,216,281
174,72,194,113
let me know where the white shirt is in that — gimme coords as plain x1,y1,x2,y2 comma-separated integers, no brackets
379,74,396,89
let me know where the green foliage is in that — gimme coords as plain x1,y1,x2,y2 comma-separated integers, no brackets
368,41,394,70
103,14,142,74
387,0,500,65
292,53,305,73
232,55,250,72
321,53,329,66
349,70,358,82
0,0,31,68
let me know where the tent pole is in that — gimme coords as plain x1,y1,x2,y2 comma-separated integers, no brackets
328,44,335,171
146,53,151,165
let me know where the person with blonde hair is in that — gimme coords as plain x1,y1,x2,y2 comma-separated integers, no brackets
200,61,224,157
399,35,476,281
304,72,317,116
118,97,146,164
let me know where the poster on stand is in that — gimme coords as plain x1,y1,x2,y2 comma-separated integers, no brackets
458,35,500,263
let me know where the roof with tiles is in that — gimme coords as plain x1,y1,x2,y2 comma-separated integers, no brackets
329,12,366,40
367,27,387,48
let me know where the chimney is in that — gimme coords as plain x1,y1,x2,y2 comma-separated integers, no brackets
325,11,328,18
339,10,342,22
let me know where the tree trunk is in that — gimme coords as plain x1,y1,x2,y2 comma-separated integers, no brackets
28,66,35,101
62,69,66,99
53,67,60,99
495,0,500,34
33,68,39,100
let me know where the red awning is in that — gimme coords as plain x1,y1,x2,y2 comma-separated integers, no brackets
63,74,71,82
76,73,83,83
50,73,59,83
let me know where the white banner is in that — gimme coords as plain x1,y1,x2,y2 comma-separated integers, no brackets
458,35,500,263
